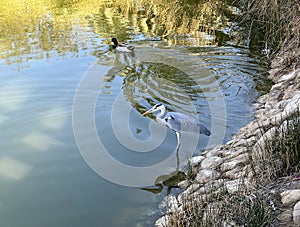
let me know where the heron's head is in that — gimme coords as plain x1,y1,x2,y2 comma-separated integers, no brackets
142,103,165,116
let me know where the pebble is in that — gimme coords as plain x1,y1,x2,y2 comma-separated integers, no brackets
201,156,223,169
293,201,300,225
281,190,300,206
195,169,220,184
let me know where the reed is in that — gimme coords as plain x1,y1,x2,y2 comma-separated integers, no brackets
168,181,277,226
238,0,300,61
252,111,300,183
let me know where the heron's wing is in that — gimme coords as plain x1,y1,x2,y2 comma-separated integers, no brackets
166,112,210,136
165,112,196,132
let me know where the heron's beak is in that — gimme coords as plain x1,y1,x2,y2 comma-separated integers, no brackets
142,109,152,116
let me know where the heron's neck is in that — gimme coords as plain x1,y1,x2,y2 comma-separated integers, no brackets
156,108,166,119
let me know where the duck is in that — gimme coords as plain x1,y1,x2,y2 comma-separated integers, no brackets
111,37,135,53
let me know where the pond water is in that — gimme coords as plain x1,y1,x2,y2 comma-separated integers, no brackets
0,1,270,226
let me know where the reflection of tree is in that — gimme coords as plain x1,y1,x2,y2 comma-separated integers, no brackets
0,0,233,65
122,62,202,115
114,0,232,42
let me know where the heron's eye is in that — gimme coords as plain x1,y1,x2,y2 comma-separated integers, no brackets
154,103,162,108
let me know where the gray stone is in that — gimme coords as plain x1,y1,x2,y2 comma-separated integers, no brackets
180,183,201,198
201,156,223,169
277,209,293,224
279,71,297,82
225,178,248,193
166,195,179,213
281,190,300,206
189,156,205,167
221,153,248,172
198,179,225,194
195,169,220,184
270,82,283,91
223,165,247,179
177,180,190,189
293,201,300,225
155,215,169,227
253,127,277,155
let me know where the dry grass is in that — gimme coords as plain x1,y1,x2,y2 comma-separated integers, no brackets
167,181,278,227
238,0,300,65
251,111,300,185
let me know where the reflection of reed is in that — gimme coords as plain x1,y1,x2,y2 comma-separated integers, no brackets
114,0,231,41
0,0,233,64
121,62,202,115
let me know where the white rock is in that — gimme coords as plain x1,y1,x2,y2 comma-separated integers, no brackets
221,153,248,172
177,180,190,189
284,95,300,114
166,195,179,213
293,201,300,225
279,71,297,82
270,113,284,125
233,139,247,147
253,127,277,154
180,183,201,199
201,156,223,169
271,82,283,91
205,149,221,157
277,209,293,224
195,169,220,184
281,190,300,206
155,215,169,227
226,140,234,145
198,179,225,194
246,136,257,145
223,165,247,179
189,156,205,167
225,178,248,193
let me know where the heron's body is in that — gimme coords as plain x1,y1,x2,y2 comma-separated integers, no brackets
164,112,211,136
142,103,210,145
111,38,135,53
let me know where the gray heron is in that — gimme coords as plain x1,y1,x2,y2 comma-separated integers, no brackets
142,103,211,146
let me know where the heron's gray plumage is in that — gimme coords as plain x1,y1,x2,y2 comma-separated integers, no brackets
164,112,211,136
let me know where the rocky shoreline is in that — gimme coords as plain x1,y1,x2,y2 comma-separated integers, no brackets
155,52,300,226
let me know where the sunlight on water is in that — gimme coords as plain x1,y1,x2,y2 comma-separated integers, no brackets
0,157,31,180
22,132,62,152
0,114,8,124
40,106,68,129
0,81,32,112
